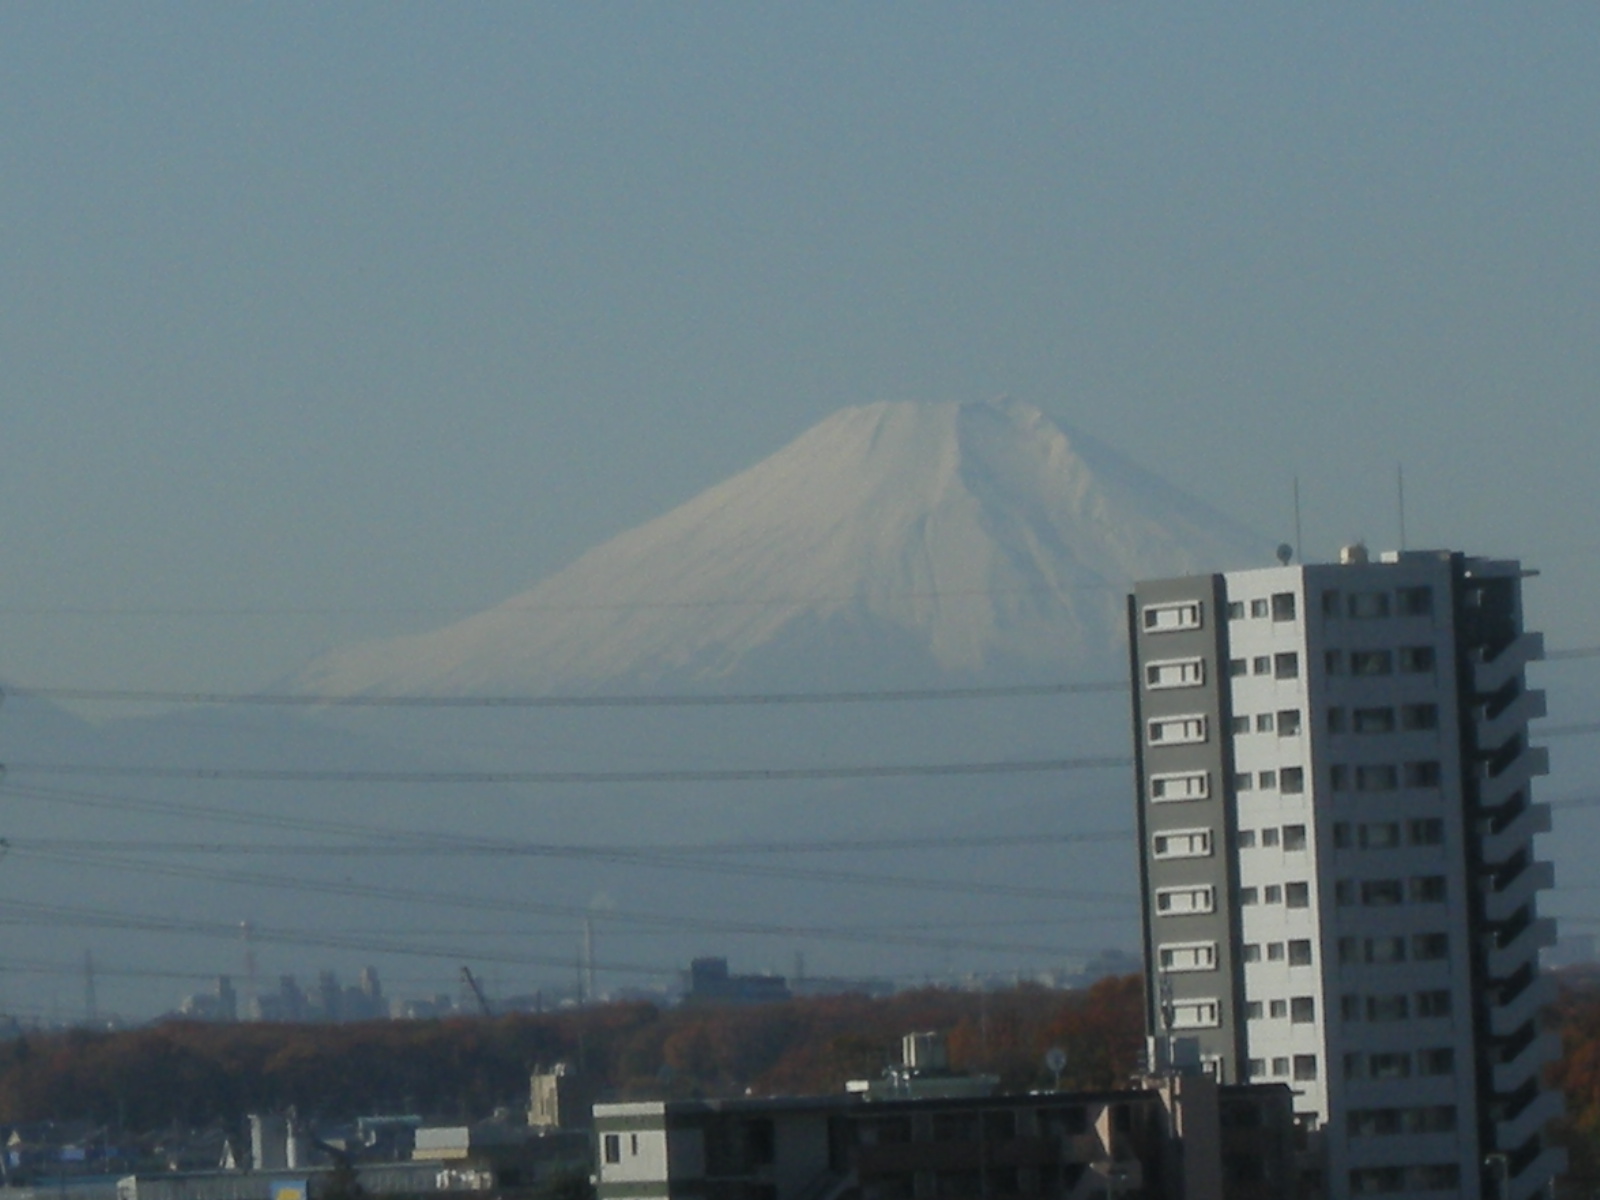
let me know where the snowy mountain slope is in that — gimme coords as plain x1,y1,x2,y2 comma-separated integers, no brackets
297,399,1268,696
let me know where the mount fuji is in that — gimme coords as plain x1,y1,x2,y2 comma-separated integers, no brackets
298,399,1267,697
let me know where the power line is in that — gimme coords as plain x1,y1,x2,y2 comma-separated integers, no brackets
2,680,1123,708
2,755,1132,786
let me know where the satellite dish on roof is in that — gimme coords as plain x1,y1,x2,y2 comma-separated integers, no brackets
1276,543,1294,565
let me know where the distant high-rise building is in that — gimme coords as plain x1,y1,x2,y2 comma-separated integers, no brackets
1129,548,1563,1199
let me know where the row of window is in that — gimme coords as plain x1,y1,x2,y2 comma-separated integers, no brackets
1227,593,1298,622
1322,585,1434,621
1230,709,1303,736
1349,1164,1459,1195
1344,1046,1455,1080
1146,657,1205,689
1241,939,1313,965
1328,703,1439,733
1341,989,1454,1021
1338,933,1451,965
1151,828,1212,860
1326,645,1436,675
1237,824,1307,850
1155,885,1215,915
1246,1054,1318,1082
1234,767,1306,793
1150,770,1210,802
1335,818,1446,850
1239,881,1311,907
1228,652,1299,679
1156,941,1217,972
1243,995,1315,1023
1142,600,1203,633
1331,761,1442,791
1335,875,1447,905
1169,998,1220,1029
1148,714,1207,745
1357,1131,1461,1168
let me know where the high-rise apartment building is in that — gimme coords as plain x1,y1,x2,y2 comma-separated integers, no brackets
1128,548,1563,1199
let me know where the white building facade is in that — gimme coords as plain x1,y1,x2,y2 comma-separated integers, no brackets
1129,549,1563,1200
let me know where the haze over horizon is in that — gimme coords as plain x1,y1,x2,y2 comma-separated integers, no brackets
1,7,1599,1020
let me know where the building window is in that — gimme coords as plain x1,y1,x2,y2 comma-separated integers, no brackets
1293,1054,1318,1080
1325,648,1344,673
1360,822,1401,849
1239,887,1259,906
1256,713,1275,733
1148,715,1206,744
1252,654,1271,675
1158,941,1218,972
1408,818,1444,845
1290,997,1316,1023
1399,645,1436,673
1247,1057,1266,1076
1412,933,1449,961
1401,703,1439,731
1350,649,1393,676
1228,657,1248,676
1242,944,1261,963
1355,764,1398,791
1283,824,1307,850
1352,706,1396,733
1277,709,1302,736
1258,769,1278,789
1250,598,1269,618
1417,1047,1454,1075
1170,999,1221,1029
1230,715,1251,734
1271,1056,1290,1077
1333,822,1351,848
1322,589,1340,616
1143,601,1202,632
1405,761,1442,788
1274,652,1299,679
1263,884,1283,904
1366,936,1406,964
1285,882,1310,908
1410,875,1447,903
1237,828,1257,848
1261,827,1280,847
1266,942,1285,961
1227,601,1245,619
1348,591,1391,619
1288,939,1313,965
1150,771,1209,802
603,1135,621,1165
1147,658,1205,689
1271,592,1297,621
1397,586,1434,616
1269,999,1287,1018
1156,885,1216,915
1233,771,1254,792
1366,994,1410,1021
1362,879,1405,905
1280,766,1305,793
1152,828,1213,859
1369,1052,1411,1079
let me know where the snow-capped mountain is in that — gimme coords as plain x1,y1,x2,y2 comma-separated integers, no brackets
298,399,1267,696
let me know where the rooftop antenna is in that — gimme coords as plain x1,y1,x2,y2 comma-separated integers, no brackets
1397,464,1407,551
1292,476,1303,564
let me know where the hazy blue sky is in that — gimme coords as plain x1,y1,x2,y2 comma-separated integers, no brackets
3,5,1597,691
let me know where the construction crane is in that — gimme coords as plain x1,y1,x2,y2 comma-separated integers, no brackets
460,965,492,1017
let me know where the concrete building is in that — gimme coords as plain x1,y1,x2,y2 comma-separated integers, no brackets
595,1076,1295,1200
1128,548,1563,1198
